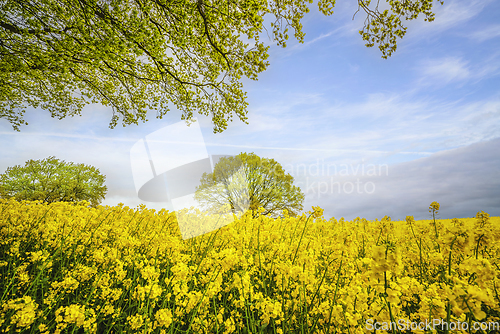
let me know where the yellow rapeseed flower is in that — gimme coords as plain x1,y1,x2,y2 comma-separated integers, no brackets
2,296,38,328
127,313,144,330
56,304,86,327
155,308,173,328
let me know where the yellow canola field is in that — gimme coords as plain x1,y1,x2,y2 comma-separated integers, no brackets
0,199,499,334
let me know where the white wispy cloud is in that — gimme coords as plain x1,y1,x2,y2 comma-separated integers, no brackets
0,131,136,142
467,24,500,42
234,90,500,161
293,25,352,50
409,0,493,35
414,54,500,88
275,23,355,59
418,57,471,85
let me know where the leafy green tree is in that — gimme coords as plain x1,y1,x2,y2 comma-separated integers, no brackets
195,152,304,218
1,0,443,132
0,156,107,207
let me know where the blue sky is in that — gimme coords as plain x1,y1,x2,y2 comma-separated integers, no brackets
1,0,499,221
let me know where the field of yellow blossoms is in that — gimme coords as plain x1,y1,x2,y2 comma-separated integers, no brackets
1,199,499,334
